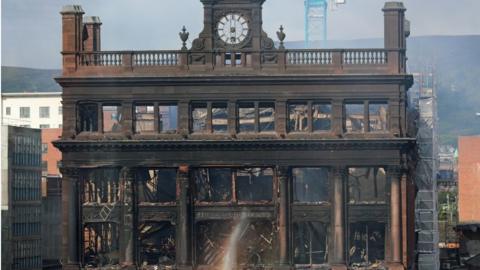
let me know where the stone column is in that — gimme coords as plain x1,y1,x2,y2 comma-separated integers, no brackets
277,166,291,269
388,166,403,269
331,167,347,270
60,167,80,270
176,165,192,269
119,167,135,267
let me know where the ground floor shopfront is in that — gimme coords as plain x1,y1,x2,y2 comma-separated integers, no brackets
56,140,414,270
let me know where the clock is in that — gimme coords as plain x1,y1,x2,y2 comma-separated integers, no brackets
217,13,249,45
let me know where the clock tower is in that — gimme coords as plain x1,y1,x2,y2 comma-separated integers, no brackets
191,0,275,52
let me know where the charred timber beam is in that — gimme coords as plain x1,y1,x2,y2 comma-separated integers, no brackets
176,165,192,269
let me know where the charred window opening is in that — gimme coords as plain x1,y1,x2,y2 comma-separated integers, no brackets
212,103,228,133
83,223,120,267
348,167,386,204
159,104,178,134
135,104,155,133
191,103,207,133
369,102,388,132
288,103,308,132
138,221,175,266
293,221,328,265
236,168,273,202
79,103,98,132
196,220,276,267
194,168,232,202
345,102,365,132
238,102,275,133
102,105,122,132
293,168,329,203
136,168,177,203
259,102,275,132
312,103,332,131
348,222,385,267
238,102,255,132
83,168,120,204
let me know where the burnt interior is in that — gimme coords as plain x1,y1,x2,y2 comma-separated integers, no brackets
83,223,120,267
196,220,277,267
348,222,386,267
137,221,176,266
293,221,329,265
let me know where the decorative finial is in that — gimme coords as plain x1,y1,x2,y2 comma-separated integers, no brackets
179,26,189,50
277,25,286,49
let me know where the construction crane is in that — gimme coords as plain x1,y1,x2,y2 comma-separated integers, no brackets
304,0,346,48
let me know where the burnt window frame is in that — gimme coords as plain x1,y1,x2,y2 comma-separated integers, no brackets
193,167,275,205
347,221,387,267
190,101,228,134
237,101,276,133
292,167,331,205
293,221,330,266
81,168,121,205
288,100,332,133
102,103,123,133
345,166,389,267
368,101,389,133
82,222,120,267
158,103,179,134
344,100,389,133
137,221,176,266
347,167,388,205
77,102,99,133
134,103,156,134
135,167,178,205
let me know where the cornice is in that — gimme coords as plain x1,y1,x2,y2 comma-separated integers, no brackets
53,138,415,153
55,74,414,88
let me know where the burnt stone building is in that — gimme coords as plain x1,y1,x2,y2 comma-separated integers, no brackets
54,1,415,269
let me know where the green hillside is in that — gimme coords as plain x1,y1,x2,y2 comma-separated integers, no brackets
1,66,61,92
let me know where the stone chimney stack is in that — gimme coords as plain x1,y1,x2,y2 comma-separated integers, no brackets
383,2,408,73
383,2,407,50
61,5,85,73
83,16,102,52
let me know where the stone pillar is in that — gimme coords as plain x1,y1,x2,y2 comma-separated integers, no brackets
176,165,192,269
331,167,347,270
332,99,344,137
388,166,404,269
60,5,84,74
277,166,291,269
120,167,135,267
83,16,102,52
60,167,80,270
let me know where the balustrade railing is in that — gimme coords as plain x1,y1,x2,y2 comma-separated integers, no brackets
79,52,122,66
133,51,179,66
287,50,332,65
74,48,398,73
342,49,387,65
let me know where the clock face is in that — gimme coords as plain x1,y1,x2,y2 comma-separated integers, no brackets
217,13,249,45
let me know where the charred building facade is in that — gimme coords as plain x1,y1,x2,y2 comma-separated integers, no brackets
54,1,415,269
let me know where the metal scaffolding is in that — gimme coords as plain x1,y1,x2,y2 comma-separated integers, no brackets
410,72,440,270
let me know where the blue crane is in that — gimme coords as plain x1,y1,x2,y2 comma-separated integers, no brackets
304,0,346,48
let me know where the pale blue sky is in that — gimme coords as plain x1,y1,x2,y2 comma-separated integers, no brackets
2,0,480,69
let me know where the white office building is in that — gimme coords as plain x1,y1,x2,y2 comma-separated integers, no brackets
1,92,62,129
